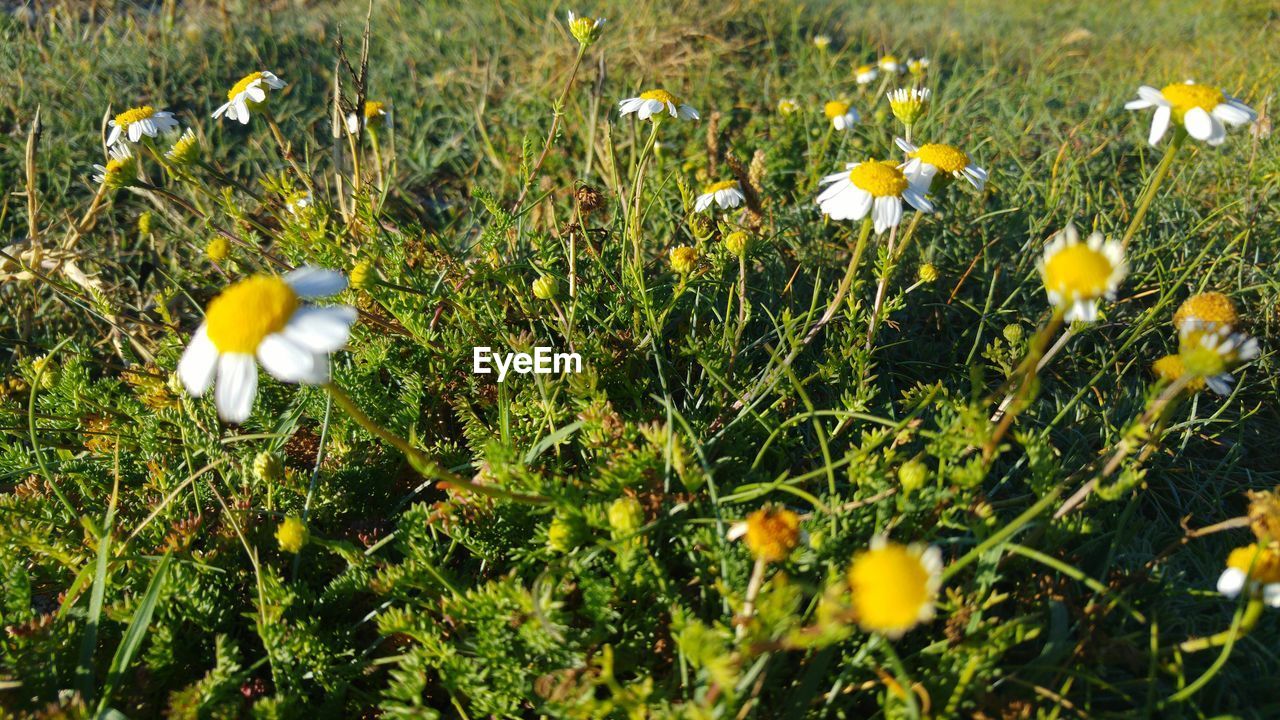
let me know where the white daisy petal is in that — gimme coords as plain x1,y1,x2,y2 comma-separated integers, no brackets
1148,105,1171,146
283,306,358,353
1264,583,1280,609
285,267,347,298
1216,567,1246,598
1183,107,1214,141
178,324,219,396
214,353,259,423
258,333,328,384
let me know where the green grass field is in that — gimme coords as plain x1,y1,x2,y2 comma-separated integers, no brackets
1,0,1278,717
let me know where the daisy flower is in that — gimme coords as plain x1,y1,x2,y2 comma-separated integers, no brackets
776,98,799,116
878,55,903,74
107,105,179,147
907,57,930,76
816,159,932,233
92,145,138,190
617,89,699,122
669,245,700,275
566,10,605,46
1173,291,1238,331
694,180,745,212
726,507,803,563
1217,543,1280,608
1125,81,1256,146
178,268,357,423
812,35,831,50
847,537,942,638
1178,323,1259,395
212,71,287,124
346,100,391,134
165,128,200,167
1038,223,1126,322
854,64,879,85
886,87,931,126
896,138,988,191
823,100,859,130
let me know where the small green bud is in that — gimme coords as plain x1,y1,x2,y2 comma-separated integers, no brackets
1002,323,1024,344
724,230,750,257
607,497,644,538
532,274,559,301
916,263,938,284
253,451,284,484
897,460,928,495
547,513,587,553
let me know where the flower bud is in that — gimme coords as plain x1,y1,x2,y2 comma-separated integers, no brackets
532,274,560,301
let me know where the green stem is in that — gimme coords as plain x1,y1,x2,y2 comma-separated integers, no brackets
1120,128,1185,249
941,483,1064,583
323,382,549,505
1163,598,1263,707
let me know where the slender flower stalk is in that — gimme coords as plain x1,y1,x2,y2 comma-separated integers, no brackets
323,382,549,505
1119,127,1185,249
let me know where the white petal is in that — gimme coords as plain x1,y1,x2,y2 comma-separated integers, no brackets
872,196,901,234
894,137,916,154
212,102,232,119
1205,115,1226,145
178,324,219,396
1065,299,1098,323
283,306,358,353
245,85,267,103
1148,105,1171,146
1183,107,1214,141
1124,98,1155,110
215,353,258,423
903,188,933,213
694,194,713,212
1264,583,1280,608
285,267,347,297
1136,86,1168,106
1217,567,1246,598
106,125,122,147
678,104,700,120
258,333,328,384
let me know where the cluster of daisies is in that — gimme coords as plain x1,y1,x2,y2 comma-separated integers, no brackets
83,10,1266,635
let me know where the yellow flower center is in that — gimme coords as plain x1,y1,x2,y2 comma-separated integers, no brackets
824,100,851,118
670,245,699,274
913,144,969,174
1160,83,1224,119
848,544,933,634
1173,292,1238,329
641,89,681,106
743,508,800,563
848,161,909,198
114,105,156,128
704,180,737,193
229,72,266,101
855,64,875,76
1042,244,1114,298
276,516,310,553
1227,544,1280,584
364,101,386,120
204,275,299,354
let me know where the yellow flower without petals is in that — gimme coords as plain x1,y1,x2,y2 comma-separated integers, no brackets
276,516,309,553
670,246,700,275
1173,292,1238,330
742,508,801,563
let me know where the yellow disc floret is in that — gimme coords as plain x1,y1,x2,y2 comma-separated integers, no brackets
1161,83,1224,120
912,144,970,174
847,542,936,636
670,245,700,275
1174,292,1238,330
276,516,310,554
704,180,738,194
848,161,909,198
1042,244,1114,299
205,275,299,354
1151,354,1206,391
229,72,266,101
114,106,156,129
743,508,801,563
641,89,681,106
1227,544,1280,584
824,100,851,119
